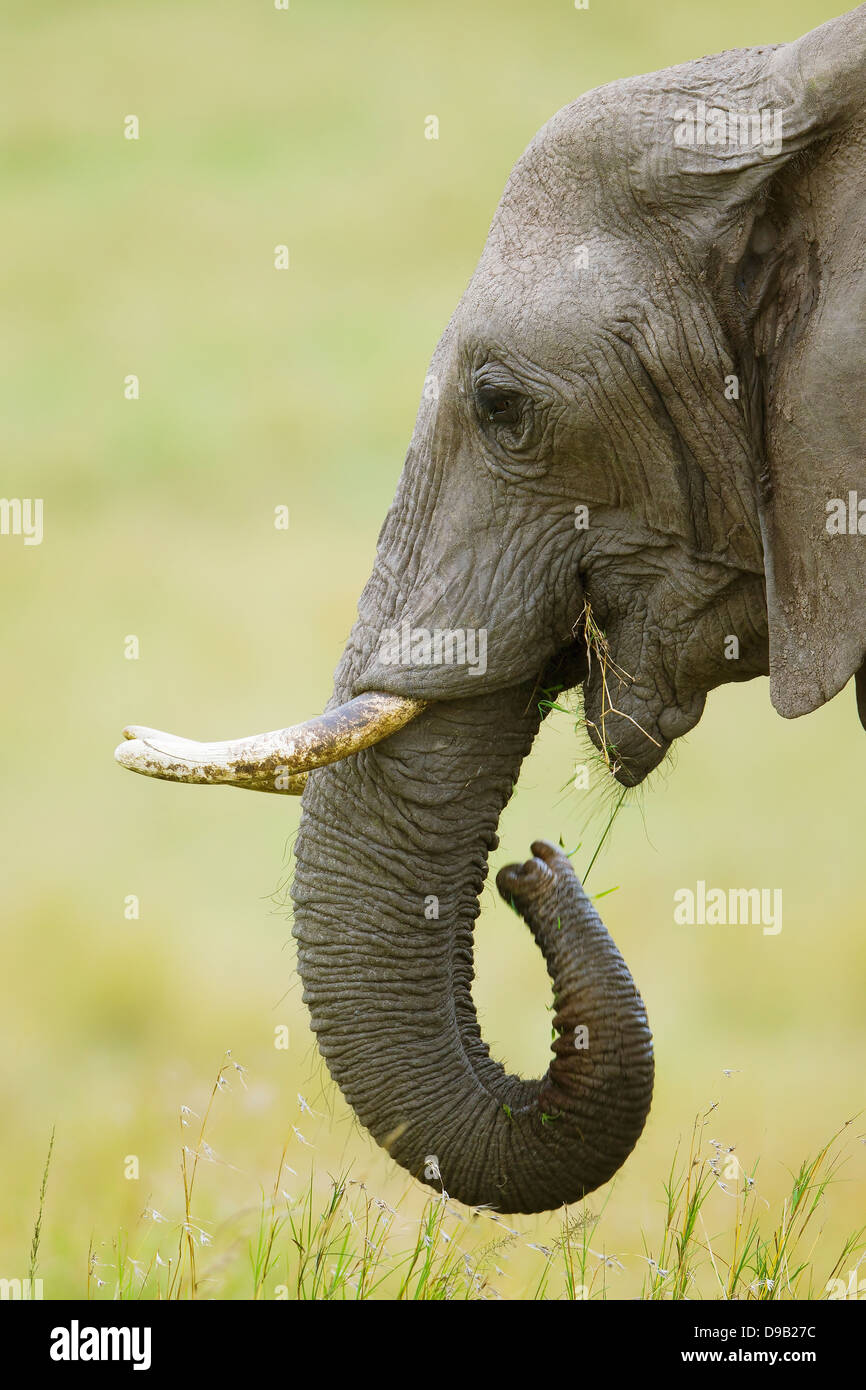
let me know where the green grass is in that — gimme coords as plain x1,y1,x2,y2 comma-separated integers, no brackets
28,1127,55,1291
56,1054,863,1301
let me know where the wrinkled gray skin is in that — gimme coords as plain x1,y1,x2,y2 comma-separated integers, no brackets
293,8,866,1213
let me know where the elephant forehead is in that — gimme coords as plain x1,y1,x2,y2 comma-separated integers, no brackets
459,246,635,375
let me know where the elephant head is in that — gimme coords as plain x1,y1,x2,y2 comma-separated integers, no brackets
116,7,866,1213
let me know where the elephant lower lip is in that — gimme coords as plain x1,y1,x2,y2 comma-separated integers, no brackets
657,708,692,740
657,697,706,741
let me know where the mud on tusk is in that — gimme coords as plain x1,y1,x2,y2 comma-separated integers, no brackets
114,692,427,795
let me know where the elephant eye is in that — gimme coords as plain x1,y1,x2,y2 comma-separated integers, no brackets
470,357,551,475
473,375,528,436
471,361,543,463
481,390,521,426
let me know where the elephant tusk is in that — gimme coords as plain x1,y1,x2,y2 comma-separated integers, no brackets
114,692,427,794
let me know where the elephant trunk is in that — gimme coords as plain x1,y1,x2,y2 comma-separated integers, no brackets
291,677,653,1215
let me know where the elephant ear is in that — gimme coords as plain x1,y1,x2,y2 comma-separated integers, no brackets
629,5,866,719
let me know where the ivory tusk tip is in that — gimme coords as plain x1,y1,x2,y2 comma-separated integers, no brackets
115,737,149,770
114,727,194,776
122,724,171,745
114,730,308,795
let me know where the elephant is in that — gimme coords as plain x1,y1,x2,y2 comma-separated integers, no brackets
116,6,866,1214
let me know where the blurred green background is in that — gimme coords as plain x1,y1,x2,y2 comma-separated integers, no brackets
2,0,863,1298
